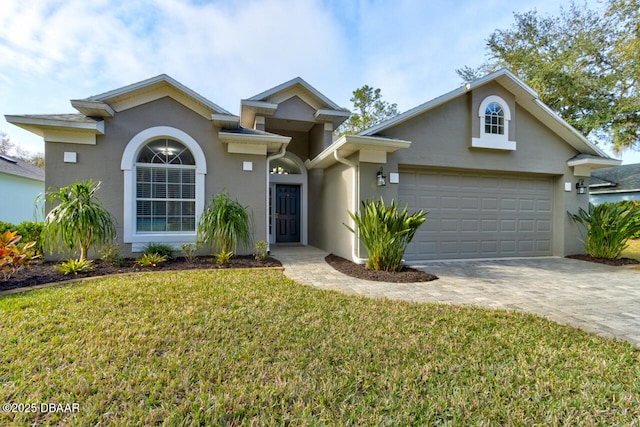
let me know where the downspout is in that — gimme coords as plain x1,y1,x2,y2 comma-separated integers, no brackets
266,144,287,252
333,150,368,265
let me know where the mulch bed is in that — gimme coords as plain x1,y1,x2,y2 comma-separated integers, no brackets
1,256,282,293
567,254,640,266
324,254,438,283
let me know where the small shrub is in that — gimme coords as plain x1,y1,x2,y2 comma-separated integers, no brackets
345,198,427,272
214,251,233,265
143,243,174,260
569,202,640,259
254,240,269,261
99,243,124,267
0,221,43,257
55,258,95,275
180,243,199,264
135,252,168,268
0,230,37,280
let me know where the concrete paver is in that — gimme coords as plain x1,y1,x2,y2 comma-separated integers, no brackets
272,246,640,346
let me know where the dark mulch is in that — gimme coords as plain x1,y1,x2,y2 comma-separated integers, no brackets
325,254,438,283
1,256,282,293
567,254,640,266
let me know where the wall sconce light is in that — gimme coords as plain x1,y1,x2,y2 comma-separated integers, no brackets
575,179,587,194
376,167,387,187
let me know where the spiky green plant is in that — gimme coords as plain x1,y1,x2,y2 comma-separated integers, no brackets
197,192,253,264
569,202,640,259
345,198,427,272
55,258,95,275
42,180,116,261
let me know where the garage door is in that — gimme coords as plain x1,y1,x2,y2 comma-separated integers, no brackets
399,168,554,260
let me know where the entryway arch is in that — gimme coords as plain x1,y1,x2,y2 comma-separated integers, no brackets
268,153,308,245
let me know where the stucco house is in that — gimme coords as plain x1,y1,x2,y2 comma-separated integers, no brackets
589,163,640,204
5,69,619,261
0,154,44,224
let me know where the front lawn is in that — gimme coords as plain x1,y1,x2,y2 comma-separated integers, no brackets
622,238,640,261
1,270,639,425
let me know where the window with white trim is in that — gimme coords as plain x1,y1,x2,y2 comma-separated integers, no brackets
484,102,504,135
472,95,516,150
121,126,206,250
135,139,196,232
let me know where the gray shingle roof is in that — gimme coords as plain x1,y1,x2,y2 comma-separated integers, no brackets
0,154,45,181
590,163,640,192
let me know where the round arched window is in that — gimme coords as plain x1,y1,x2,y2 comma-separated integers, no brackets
135,139,196,232
484,102,505,135
270,156,302,175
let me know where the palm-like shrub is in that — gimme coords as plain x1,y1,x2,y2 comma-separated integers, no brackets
197,192,253,264
345,198,427,272
569,202,640,259
42,180,117,261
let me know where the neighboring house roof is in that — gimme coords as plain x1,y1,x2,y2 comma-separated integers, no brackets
360,68,613,160
0,154,45,182
589,163,640,195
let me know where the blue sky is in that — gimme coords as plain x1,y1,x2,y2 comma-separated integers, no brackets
1,0,637,164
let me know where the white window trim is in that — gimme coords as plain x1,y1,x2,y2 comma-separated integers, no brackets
472,95,516,150
121,126,207,251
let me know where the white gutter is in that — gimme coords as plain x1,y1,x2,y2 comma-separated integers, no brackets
266,145,287,251
333,151,368,265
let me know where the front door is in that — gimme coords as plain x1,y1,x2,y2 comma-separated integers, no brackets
275,184,300,243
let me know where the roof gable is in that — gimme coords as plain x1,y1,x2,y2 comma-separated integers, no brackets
79,74,235,120
240,77,349,129
246,77,343,111
360,68,611,159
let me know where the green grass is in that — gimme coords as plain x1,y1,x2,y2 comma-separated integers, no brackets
1,270,639,425
622,238,640,261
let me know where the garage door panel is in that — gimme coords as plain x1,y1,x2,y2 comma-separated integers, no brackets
400,168,554,260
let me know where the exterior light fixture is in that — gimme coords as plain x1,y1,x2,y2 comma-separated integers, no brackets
376,167,387,187
576,179,587,195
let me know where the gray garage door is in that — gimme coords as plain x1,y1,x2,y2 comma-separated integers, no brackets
399,168,554,260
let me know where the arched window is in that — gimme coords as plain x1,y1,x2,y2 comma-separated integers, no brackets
472,95,516,150
135,139,196,232
121,126,207,250
484,102,504,135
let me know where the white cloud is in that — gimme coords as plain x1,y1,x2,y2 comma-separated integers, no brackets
1,0,637,163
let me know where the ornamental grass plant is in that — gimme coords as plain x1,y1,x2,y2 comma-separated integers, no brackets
41,180,116,261
197,192,253,264
569,201,640,259
346,198,427,271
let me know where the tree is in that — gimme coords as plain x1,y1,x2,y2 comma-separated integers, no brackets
197,192,253,265
42,180,117,261
0,130,45,169
335,85,399,136
458,0,640,152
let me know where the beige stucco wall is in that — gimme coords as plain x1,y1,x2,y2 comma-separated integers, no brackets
45,96,267,258
308,161,353,259
373,89,588,257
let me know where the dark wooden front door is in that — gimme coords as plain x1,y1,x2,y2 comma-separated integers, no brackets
275,185,300,243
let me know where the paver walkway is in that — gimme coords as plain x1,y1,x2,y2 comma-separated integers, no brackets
272,245,640,346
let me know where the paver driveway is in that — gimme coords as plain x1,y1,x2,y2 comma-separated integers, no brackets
273,246,640,346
